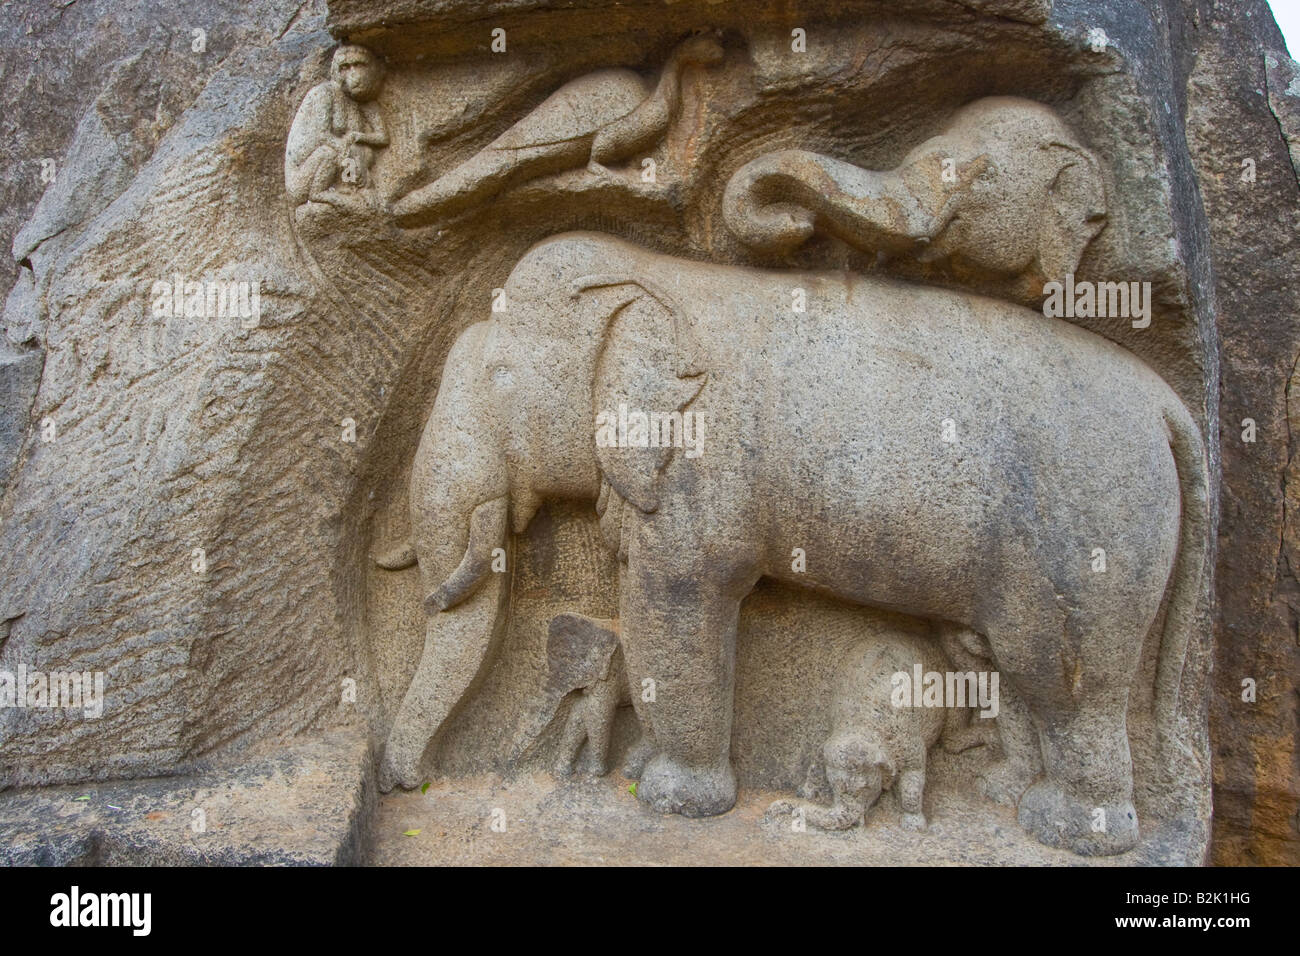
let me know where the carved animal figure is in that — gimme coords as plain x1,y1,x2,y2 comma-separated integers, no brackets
769,632,991,832
466,610,653,777
390,35,724,226
539,612,631,776
375,231,1208,857
723,97,1107,296
285,45,389,209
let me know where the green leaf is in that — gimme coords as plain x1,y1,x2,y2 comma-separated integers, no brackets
403,828,422,837
628,783,637,796
420,782,430,795
73,795,90,801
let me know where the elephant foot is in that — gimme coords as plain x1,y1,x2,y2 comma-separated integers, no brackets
1017,779,1139,856
377,743,422,794
636,753,736,818
900,812,928,832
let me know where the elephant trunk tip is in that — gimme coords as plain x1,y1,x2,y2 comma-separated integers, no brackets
424,586,453,614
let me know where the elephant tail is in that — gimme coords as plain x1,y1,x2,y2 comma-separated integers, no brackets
1154,401,1210,763
374,540,417,570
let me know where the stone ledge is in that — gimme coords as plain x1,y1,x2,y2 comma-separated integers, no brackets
0,729,374,866
375,771,1207,866
327,0,1051,63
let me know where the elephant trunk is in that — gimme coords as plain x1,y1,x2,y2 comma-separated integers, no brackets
722,149,936,256
820,775,883,830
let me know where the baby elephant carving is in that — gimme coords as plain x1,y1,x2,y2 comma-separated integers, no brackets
542,612,636,777
770,632,993,832
724,97,1106,298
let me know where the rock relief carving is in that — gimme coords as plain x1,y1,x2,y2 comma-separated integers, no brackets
389,34,725,227
286,44,390,216
767,629,998,832
285,39,1207,858
509,612,650,778
369,229,1207,856
723,97,1107,299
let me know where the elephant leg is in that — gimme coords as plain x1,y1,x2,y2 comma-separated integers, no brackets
553,701,588,776
935,622,1038,799
898,751,927,832
991,601,1145,856
622,734,655,779
578,681,622,775
1016,699,1138,856
978,676,1042,806
620,553,752,817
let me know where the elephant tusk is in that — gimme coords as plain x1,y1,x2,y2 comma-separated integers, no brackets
424,495,509,613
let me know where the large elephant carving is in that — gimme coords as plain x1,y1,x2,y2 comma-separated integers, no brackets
723,97,1108,297
375,231,1207,856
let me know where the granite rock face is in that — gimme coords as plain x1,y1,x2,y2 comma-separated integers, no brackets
1182,0,1300,866
0,0,1293,865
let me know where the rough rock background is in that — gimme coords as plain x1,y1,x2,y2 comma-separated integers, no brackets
0,0,1293,864
1181,0,1300,866
0,0,355,784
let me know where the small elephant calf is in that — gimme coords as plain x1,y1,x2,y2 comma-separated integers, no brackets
511,612,653,777
546,612,630,776
770,631,994,832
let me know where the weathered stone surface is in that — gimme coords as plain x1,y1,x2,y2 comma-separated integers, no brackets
1181,0,1300,866
0,0,360,789
0,0,1293,866
0,730,374,866
374,769,1205,866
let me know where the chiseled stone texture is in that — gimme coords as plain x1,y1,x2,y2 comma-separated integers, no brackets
0,0,1293,865
0,0,361,787
0,729,375,866
1182,0,1300,865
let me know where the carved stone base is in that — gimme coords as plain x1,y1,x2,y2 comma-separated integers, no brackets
375,771,1208,866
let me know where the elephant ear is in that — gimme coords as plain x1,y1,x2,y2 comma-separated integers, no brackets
580,275,707,513
1036,143,1108,283
545,613,619,694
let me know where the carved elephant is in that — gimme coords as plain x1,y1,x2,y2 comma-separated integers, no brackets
506,612,653,776
723,97,1107,294
376,230,1207,857
768,629,994,833
544,613,627,776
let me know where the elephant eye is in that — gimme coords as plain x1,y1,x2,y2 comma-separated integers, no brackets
491,365,514,388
